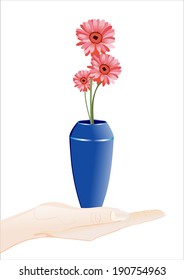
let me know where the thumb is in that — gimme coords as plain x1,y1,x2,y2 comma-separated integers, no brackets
74,207,129,227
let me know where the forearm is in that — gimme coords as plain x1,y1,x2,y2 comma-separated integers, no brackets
0,209,46,253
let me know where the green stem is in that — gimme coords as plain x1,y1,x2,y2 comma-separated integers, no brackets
90,79,93,124
91,82,102,124
84,91,90,121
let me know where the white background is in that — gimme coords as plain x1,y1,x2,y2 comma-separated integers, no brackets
1,0,183,260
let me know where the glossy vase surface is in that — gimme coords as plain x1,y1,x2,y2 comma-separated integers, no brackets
69,120,114,208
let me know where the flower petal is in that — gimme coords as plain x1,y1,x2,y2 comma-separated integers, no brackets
76,19,115,56
90,53,121,86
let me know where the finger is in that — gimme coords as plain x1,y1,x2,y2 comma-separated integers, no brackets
55,208,162,227
48,209,164,240
128,210,165,226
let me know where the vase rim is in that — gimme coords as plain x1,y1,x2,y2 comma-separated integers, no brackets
78,120,107,125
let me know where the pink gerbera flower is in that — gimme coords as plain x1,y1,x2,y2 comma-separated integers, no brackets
73,70,91,92
76,19,115,56
89,54,121,86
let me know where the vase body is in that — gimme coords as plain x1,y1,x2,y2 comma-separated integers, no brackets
69,120,114,208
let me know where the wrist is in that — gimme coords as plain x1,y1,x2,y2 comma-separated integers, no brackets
1,208,46,253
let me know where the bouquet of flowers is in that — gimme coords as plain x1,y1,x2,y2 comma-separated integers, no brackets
73,19,122,124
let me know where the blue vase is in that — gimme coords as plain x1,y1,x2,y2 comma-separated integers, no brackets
69,120,114,208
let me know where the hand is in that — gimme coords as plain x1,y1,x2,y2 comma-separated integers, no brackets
34,203,164,240
0,202,164,252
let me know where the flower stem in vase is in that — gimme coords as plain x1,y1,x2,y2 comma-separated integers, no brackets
90,79,93,124
91,82,102,124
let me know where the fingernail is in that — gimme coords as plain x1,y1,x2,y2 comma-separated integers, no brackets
111,210,129,221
